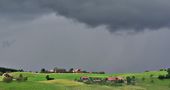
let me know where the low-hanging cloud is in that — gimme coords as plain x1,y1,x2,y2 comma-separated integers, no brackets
1,0,170,32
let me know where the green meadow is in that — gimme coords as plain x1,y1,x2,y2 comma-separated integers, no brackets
0,71,170,90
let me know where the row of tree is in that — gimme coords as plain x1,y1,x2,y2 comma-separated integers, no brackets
0,67,23,73
40,67,105,74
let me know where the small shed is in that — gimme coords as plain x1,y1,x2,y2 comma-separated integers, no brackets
80,76,89,82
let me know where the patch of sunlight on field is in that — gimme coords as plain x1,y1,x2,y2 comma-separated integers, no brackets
121,85,146,90
71,86,118,90
69,85,146,90
40,79,84,86
40,79,147,90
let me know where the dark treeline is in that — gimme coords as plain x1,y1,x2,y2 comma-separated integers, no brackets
40,67,105,74
0,67,23,73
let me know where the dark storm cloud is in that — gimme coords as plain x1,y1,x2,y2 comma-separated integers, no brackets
0,0,50,20
1,0,170,32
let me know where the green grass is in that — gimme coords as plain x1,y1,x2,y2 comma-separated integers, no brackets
0,71,169,90
0,81,62,90
10,72,111,81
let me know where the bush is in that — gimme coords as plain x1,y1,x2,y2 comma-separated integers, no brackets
112,83,123,86
142,77,145,81
84,80,92,84
166,74,170,79
126,76,132,85
40,68,46,73
158,75,165,80
115,80,124,83
99,80,106,85
98,72,105,74
160,69,165,71
46,75,54,80
150,74,154,78
82,71,88,73
131,76,136,85
145,70,149,72
3,76,13,83
77,79,83,82
167,68,170,74
23,77,28,81
0,72,3,76
150,79,154,83
16,74,28,82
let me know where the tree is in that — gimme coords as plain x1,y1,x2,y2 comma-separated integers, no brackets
19,69,24,72
40,68,46,73
165,68,170,78
82,70,88,73
68,68,74,73
145,70,149,72
160,69,165,71
132,76,136,80
46,75,54,80
142,77,145,81
157,68,170,79
99,71,105,74
126,76,131,85
167,68,170,75
0,67,19,73
0,72,3,76
16,74,26,82
158,75,165,80
131,76,136,85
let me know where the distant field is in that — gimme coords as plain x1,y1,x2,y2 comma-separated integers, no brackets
0,71,170,90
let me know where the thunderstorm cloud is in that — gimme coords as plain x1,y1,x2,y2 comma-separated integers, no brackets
1,0,170,32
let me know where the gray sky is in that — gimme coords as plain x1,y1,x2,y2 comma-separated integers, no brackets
1,0,170,73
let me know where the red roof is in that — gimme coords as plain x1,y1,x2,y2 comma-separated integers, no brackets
107,77,124,81
81,76,89,79
107,77,117,81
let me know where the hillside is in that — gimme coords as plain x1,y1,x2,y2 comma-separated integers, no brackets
0,71,169,90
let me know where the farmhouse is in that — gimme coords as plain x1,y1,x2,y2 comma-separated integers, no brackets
73,68,82,73
55,69,66,73
106,76,125,82
53,67,67,73
49,69,54,73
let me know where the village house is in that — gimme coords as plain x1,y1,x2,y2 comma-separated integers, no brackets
54,68,66,73
106,76,125,82
48,69,54,73
73,69,82,73
50,67,67,73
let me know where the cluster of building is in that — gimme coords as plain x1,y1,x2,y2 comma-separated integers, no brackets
44,67,105,74
47,68,83,73
79,76,125,83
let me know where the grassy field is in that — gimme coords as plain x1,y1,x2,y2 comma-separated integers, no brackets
0,71,170,90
